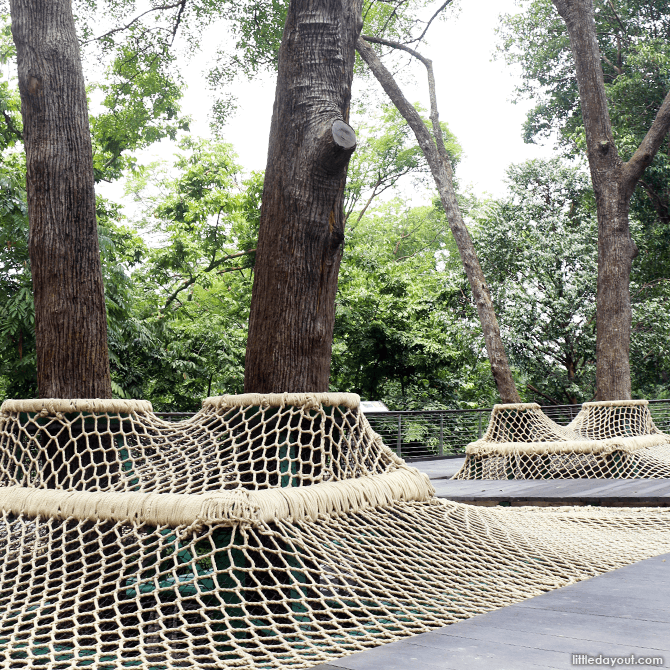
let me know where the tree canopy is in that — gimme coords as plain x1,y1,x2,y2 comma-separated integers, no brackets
2,0,670,407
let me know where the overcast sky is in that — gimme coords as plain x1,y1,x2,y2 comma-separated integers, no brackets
98,0,558,206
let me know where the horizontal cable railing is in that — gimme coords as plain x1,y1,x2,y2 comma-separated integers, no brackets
155,399,670,462
360,409,490,461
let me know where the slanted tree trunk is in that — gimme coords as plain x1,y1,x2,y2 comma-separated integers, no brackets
244,0,363,393
356,37,521,404
10,0,112,399
552,0,670,400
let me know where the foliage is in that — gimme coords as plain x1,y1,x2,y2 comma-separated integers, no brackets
497,0,670,233
345,102,461,223
331,199,499,409
0,152,33,397
207,0,457,127
127,137,259,312
629,272,670,400
473,159,598,404
474,158,670,403
90,39,190,183
110,138,260,408
0,16,21,148
7,0,668,412
0,159,150,399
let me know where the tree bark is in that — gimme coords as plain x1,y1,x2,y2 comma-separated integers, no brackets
10,0,112,399
244,0,363,393
356,37,521,404
552,0,670,400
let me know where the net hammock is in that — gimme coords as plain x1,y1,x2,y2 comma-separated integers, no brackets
453,400,670,480
2,394,670,669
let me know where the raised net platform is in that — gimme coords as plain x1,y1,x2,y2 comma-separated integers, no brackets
2,394,670,669
0,394,400,492
453,401,670,480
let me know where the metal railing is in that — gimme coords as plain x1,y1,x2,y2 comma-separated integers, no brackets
155,399,670,463
361,409,490,461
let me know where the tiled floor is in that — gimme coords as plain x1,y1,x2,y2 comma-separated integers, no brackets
308,553,670,669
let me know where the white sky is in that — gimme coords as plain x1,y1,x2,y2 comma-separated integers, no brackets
97,0,558,207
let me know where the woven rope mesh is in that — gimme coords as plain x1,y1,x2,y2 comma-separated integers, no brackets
2,394,670,669
453,401,670,480
0,395,400,492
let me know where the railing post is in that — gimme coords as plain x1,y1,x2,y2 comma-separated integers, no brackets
478,413,483,439
439,414,444,456
397,414,402,458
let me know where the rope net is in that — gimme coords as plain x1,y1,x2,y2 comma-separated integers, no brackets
2,394,670,669
0,395,399,493
453,401,670,480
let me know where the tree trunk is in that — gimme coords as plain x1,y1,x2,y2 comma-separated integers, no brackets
356,37,521,404
244,0,362,393
10,0,112,399
553,0,670,400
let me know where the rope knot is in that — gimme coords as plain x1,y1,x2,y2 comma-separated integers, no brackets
196,490,259,529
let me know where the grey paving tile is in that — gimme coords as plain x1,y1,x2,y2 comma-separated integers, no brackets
415,625,658,655
446,604,670,651
593,556,670,582
618,480,670,496
503,481,593,494
413,458,465,480
430,480,489,493
494,481,602,498
431,481,523,497
432,480,584,497
483,482,565,497
542,479,669,500
505,480,641,498
308,553,670,669
432,478,670,504
556,575,661,599
586,483,670,500
513,588,670,622
309,633,566,670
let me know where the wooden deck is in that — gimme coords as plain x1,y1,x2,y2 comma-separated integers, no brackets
412,457,670,506
309,552,670,669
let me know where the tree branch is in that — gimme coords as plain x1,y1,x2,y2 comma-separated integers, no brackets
361,34,429,66
600,51,622,76
395,229,444,261
215,247,256,263
624,88,670,189
356,36,521,403
631,278,670,298
355,178,382,224
526,383,560,405
606,0,629,44
83,2,185,44
360,35,452,178
170,0,189,45
410,0,454,45
1,110,23,141
163,248,256,310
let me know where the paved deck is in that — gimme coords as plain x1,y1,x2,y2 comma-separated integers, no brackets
409,456,466,480
309,552,670,669
412,458,670,506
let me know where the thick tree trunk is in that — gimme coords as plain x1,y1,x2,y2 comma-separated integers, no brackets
10,0,112,399
595,180,636,400
553,0,670,400
356,37,521,404
244,0,363,393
